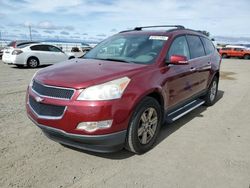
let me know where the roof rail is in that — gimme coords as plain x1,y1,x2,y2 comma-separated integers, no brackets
134,25,185,30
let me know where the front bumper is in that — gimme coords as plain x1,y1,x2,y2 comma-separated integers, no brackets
28,115,127,153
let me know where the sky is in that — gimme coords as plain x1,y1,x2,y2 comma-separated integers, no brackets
0,0,250,43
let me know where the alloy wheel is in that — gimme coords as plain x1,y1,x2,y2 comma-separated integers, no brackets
137,107,158,145
210,81,217,102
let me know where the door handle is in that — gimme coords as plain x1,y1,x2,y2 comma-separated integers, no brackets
190,67,196,71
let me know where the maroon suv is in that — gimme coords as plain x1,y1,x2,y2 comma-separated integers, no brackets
26,25,221,154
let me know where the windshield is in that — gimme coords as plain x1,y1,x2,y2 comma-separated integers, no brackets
84,34,167,64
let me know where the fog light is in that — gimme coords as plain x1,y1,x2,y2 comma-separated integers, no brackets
76,120,113,132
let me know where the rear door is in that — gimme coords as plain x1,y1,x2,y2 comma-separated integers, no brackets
186,35,209,93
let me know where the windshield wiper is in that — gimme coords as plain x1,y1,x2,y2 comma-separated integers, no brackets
96,58,134,64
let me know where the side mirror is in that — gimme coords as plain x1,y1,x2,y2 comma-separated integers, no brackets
167,55,189,65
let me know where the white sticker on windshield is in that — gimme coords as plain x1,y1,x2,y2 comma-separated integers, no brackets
149,36,168,41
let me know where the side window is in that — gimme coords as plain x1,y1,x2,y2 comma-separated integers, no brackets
30,45,42,51
186,35,206,59
201,37,215,55
48,45,62,52
166,36,190,61
30,45,49,51
234,48,243,51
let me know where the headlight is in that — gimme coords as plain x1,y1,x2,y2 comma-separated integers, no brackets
77,77,130,101
29,71,39,87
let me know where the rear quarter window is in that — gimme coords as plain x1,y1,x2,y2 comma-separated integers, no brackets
201,37,215,55
186,35,206,59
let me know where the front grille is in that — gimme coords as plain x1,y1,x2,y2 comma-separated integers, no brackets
29,96,66,118
32,80,74,99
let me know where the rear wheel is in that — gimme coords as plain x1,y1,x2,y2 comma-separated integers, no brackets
203,76,218,106
244,54,250,60
126,97,162,154
27,57,39,68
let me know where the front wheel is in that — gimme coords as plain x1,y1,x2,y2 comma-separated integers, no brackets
68,56,75,60
244,54,250,60
203,76,218,106
126,97,162,154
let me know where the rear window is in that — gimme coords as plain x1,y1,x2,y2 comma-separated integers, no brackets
186,35,206,59
201,37,215,55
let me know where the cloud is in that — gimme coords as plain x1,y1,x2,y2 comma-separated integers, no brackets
24,0,82,13
110,28,117,32
31,29,38,33
60,31,69,35
96,34,106,37
70,35,80,39
37,21,74,30
1,0,250,41
43,30,54,34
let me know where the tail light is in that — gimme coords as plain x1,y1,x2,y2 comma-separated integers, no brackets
12,50,23,55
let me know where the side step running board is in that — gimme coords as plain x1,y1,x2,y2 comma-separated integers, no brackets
166,99,205,123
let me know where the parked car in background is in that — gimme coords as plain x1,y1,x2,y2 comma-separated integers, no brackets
1,41,38,59
0,47,4,58
26,25,221,154
71,47,80,52
2,44,75,68
219,46,250,59
69,46,93,58
82,46,92,53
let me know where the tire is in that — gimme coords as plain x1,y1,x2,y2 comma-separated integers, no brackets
27,57,39,68
125,97,162,154
203,76,218,106
68,56,75,60
244,54,250,60
222,54,227,58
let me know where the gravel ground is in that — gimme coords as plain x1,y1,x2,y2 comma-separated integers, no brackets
0,59,250,188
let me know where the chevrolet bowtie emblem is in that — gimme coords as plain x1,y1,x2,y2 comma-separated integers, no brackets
35,96,44,103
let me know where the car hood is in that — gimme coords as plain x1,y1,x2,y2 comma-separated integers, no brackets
35,59,148,89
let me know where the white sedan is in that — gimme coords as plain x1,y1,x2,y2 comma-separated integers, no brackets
2,44,75,68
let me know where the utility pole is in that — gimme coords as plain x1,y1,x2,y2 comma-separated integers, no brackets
29,25,32,41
